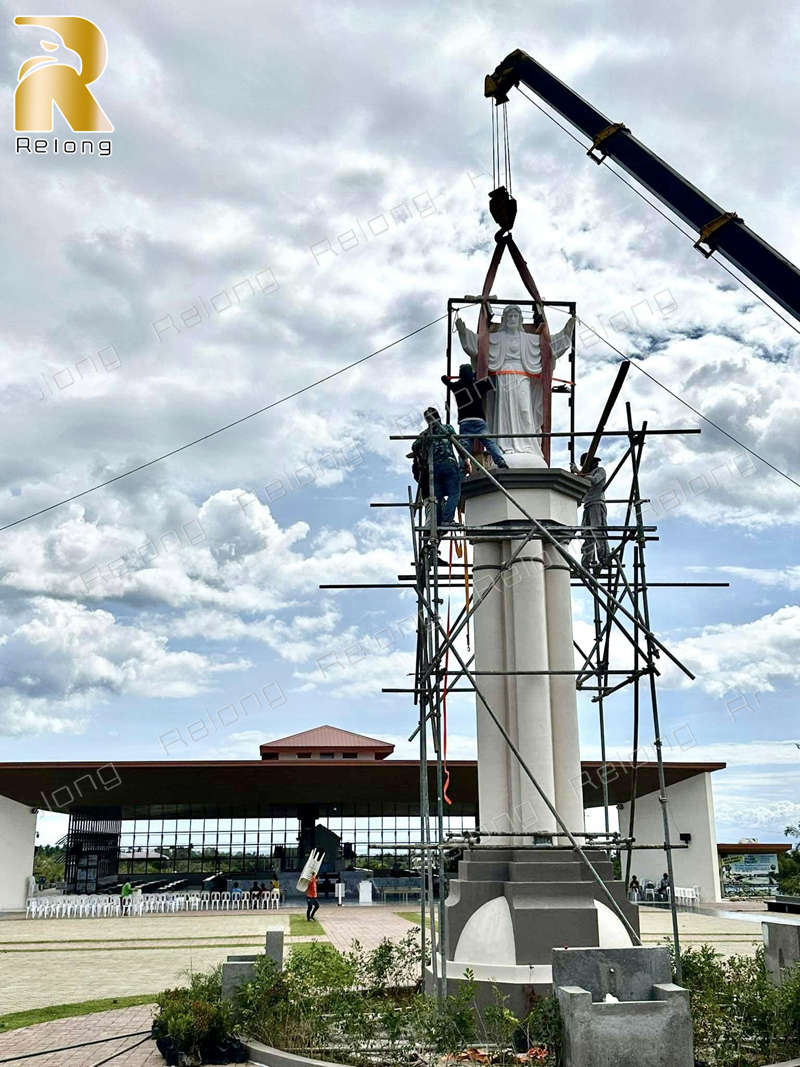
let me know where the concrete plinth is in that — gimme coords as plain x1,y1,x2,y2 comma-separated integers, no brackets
440,849,639,1017
222,954,261,1000
554,948,693,1067
222,931,284,1000
763,921,800,985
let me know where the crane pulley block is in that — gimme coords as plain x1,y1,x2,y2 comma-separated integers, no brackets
484,49,526,103
488,185,517,237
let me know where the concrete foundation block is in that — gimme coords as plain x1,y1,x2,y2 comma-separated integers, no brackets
266,929,284,969
763,921,800,985
222,931,285,1000
555,948,693,1067
222,959,256,1000
552,946,672,1003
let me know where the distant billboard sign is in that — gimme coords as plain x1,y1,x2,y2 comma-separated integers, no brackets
721,851,780,895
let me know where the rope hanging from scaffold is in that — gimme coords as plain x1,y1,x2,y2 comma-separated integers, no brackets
441,538,454,806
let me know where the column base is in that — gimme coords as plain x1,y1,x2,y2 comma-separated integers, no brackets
439,848,639,1017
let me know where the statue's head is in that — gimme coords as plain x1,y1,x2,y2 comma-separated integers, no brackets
500,304,523,330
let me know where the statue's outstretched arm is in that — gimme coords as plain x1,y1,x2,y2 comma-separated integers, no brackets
551,314,576,362
456,317,478,358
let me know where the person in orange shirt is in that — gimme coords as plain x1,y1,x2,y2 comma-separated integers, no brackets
306,872,320,922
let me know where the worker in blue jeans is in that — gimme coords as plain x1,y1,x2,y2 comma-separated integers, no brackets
441,364,509,469
411,407,471,527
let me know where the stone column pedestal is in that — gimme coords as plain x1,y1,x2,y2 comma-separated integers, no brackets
436,469,637,1014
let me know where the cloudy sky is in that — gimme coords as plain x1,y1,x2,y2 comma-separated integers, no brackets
1,1,799,847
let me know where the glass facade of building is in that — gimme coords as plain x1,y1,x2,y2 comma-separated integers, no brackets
67,802,477,888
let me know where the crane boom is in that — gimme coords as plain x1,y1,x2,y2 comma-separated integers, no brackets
485,49,800,324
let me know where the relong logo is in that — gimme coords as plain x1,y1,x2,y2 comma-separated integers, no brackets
14,15,112,132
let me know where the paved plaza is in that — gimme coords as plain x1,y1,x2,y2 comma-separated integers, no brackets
0,903,768,1066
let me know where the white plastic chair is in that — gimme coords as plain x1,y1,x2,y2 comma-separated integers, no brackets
220,892,231,911
210,891,221,910
269,889,281,910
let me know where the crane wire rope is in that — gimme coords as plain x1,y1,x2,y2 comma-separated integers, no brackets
514,85,800,339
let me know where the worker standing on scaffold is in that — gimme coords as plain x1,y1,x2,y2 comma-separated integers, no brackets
441,360,509,470
410,407,471,528
572,451,610,572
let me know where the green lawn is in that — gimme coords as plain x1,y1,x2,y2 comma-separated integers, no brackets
0,994,156,1033
396,911,436,927
289,913,323,936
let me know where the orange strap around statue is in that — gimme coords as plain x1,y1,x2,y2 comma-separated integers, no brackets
475,234,555,464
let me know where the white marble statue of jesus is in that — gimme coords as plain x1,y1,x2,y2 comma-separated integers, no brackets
456,305,575,467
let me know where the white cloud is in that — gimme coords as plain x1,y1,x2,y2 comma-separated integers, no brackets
659,606,800,697
0,596,248,735
712,769,800,835
1,0,799,817
0,488,416,733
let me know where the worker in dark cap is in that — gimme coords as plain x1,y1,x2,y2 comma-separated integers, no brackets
410,407,470,527
571,451,610,571
441,363,509,470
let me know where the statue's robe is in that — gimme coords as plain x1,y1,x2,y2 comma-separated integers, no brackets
459,322,573,462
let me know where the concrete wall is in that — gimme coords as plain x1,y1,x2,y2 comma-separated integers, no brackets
0,794,37,911
618,772,721,903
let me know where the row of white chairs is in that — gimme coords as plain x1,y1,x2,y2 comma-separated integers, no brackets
26,895,125,919
25,889,282,918
207,890,282,911
673,886,701,907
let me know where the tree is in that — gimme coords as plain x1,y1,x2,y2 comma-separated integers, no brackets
33,846,64,885
779,826,800,896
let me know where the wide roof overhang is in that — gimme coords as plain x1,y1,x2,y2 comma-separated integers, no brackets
0,758,725,819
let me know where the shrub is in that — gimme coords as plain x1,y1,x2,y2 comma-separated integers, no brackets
152,967,246,1066
523,995,563,1066
678,945,800,1067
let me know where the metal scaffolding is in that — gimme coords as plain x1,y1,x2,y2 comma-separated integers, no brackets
322,296,728,996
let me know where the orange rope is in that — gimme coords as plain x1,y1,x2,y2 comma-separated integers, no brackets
462,507,471,650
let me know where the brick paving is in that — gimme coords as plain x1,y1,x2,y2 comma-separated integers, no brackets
0,906,419,1066
638,906,762,956
0,1004,262,1065
316,903,417,952
0,911,290,1014
0,904,762,1065
0,1005,159,1067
